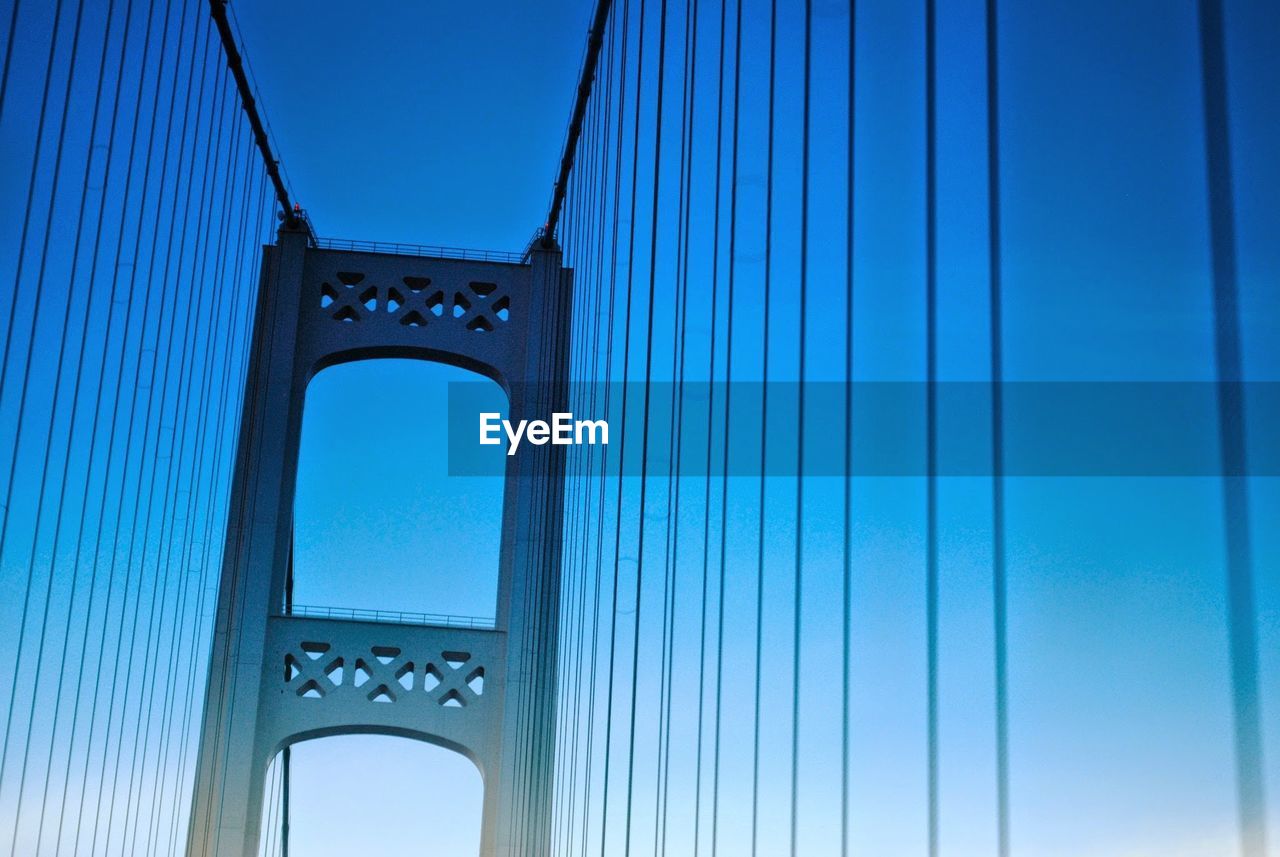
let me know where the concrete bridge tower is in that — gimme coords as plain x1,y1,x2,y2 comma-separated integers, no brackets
186,222,571,856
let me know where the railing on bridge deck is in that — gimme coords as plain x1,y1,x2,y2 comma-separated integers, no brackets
284,604,496,631
312,236,525,264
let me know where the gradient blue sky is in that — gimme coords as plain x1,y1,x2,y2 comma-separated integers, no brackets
231,1,593,252
2,0,1271,854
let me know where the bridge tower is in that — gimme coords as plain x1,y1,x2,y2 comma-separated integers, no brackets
185,222,572,856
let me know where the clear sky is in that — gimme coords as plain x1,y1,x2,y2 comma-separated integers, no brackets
231,0,595,253
0,0,1276,855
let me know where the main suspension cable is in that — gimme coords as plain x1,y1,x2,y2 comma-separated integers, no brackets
206,0,299,227
542,0,615,247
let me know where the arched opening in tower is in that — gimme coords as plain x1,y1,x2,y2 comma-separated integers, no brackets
257,735,483,856
291,358,507,624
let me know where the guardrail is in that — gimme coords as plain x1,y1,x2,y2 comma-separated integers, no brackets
286,604,497,630
314,236,525,264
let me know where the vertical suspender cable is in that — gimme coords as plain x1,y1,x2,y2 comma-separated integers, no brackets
281,748,290,854
656,1,697,848
709,0,741,851
693,0,727,851
790,1,811,854
925,0,940,854
282,496,294,855
1196,2,1267,855
841,1,856,854
750,1,778,852
0,0,22,118
984,1,1010,855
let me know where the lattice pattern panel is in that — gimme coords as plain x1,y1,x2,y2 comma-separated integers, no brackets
283,640,486,708
317,271,512,333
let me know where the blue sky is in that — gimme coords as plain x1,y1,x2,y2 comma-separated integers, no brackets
231,0,594,252
0,0,1276,854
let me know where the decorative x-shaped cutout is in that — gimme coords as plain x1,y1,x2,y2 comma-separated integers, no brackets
318,272,512,332
284,641,344,699
318,271,377,323
423,650,484,708
351,646,415,704
283,641,485,707
450,281,511,333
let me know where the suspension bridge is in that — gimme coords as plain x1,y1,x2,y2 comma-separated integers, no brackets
0,0,1275,855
